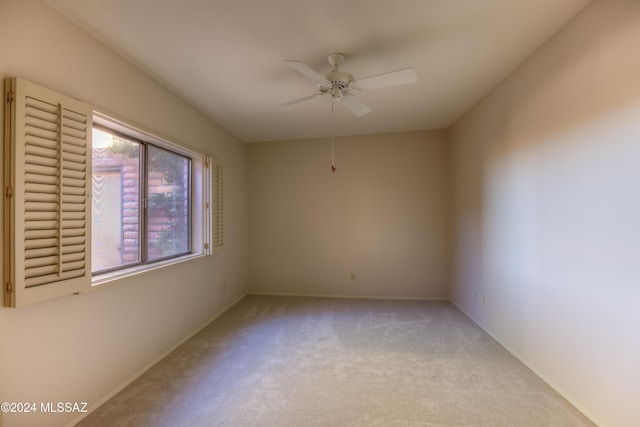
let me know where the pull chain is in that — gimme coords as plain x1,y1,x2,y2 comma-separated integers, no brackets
331,98,336,172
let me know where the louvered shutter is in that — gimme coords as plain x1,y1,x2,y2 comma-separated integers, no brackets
4,78,92,307
212,159,223,252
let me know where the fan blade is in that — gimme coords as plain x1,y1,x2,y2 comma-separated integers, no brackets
339,95,372,117
276,93,324,108
355,68,417,91
284,60,330,84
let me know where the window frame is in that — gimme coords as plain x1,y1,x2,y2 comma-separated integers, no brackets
144,143,193,264
90,112,213,287
91,124,194,274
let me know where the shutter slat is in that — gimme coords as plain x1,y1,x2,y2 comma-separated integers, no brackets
24,238,58,250
62,260,85,272
25,183,57,194
25,211,57,221
25,247,58,259
62,135,87,148
25,96,57,113
25,202,58,212
62,160,86,172
63,108,87,123
25,192,58,203
25,256,58,269
25,229,57,240
61,177,85,188
62,244,85,254
62,194,85,204
25,220,58,230
62,228,84,237
25,153,58,168
25,173,58,185
61,235,85,245
63,128,86,140
63,143,86,156
25,163,58,176
25,264,58,278
25,274,60,288
25,143,57,159
63,169,85,180
25,134,58,150
61,220,85,229
25,104,58,123
25,125,57,141
61,211,84,221
63,186,85,196
62,152,85,164
62,252,85,263
25,115,58,133
62,203,85,212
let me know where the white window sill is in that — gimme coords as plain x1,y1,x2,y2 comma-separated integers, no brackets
91,252,206,288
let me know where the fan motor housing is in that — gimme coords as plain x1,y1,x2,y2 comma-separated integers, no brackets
323,70,355,97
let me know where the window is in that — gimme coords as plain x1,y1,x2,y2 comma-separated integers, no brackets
92,126,192,274
90,113,220,283
3,77,222,307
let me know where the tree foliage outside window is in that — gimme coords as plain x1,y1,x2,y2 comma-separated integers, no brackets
147,145,190,260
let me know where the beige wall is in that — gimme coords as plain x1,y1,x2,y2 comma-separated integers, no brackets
248,131,451,299
450,1,640,426
0,1,248,426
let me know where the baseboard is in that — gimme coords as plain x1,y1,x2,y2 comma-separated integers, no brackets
247,291,448,301
66,293,247,427
448,297,606,427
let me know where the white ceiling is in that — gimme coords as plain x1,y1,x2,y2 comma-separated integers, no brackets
45,0,590,143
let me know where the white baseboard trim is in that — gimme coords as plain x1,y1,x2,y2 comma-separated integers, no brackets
448,297,605,427
247,291,448,301
66,293,247,427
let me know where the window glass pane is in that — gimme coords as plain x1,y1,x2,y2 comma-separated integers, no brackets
92,128,141,272
147,145,191,261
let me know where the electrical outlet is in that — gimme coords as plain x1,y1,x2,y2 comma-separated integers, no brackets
350,273,356,281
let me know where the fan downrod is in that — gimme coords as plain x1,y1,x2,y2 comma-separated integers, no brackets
327,53,344,71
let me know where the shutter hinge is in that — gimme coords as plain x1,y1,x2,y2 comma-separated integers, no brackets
204,243,209,250
6,282,13,294
6,90,15,103
204,161,209,169
5,186,13,198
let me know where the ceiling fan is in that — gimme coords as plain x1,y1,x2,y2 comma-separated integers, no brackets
278,53,417,117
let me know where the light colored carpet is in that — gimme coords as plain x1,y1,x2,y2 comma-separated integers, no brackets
77,296,596,426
